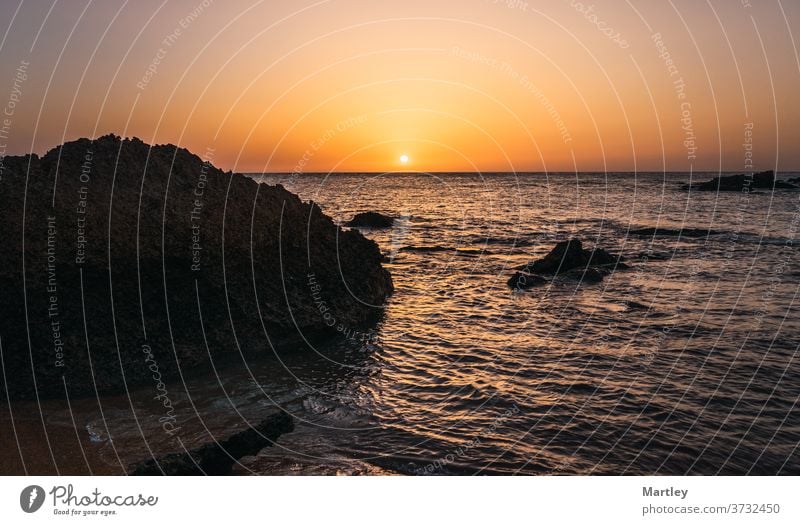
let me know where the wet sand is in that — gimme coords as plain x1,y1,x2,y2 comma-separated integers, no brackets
0,402,123,475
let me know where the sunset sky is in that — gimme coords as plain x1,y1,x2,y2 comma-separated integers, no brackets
0,0,798,172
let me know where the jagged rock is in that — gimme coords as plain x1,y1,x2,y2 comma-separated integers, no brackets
0,135,393,399
128,411,293,475
519,239,622,275
346,211,394,228
682,170,797,191
508,239,625,289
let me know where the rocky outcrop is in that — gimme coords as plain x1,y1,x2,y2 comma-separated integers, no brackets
129,411,293,475
519,239,623,275
0,135,393,399
682,170,797,191
508,239,625,289
346,211,394,228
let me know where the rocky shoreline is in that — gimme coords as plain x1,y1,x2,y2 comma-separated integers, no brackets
129,411,294,475
0,135,393,400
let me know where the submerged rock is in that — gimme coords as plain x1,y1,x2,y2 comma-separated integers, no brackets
400,245,448,252
509,239,625,288
346,211,394,228
399,246,489,256
455,248,490,256
564,267,606,283
682,170,797,191
507,271,547,290
625,300,649,310
633,251,672,261
0,135,393,400
129,412,293,475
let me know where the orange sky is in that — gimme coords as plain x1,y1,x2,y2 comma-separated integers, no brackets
0,0,798,172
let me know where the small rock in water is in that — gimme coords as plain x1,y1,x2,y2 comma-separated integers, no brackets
507,271,547,290
401,245,448,252
508,239,626,289
519,239,621,274
346,211,395,228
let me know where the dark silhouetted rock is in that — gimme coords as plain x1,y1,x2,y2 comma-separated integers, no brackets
508,239,625,289
682,170,797,191
507,271,547,290
401,245,448,252
563,267,606,283
519,239,622,275
625,300,649,310
399,246,489,256
0,135,393,400
629,227,721,238
346,211,394,228
128,411,293,475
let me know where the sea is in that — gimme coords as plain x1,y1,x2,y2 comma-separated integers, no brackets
11,171,800,475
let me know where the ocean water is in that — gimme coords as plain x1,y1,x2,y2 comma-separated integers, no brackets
9,172,799,475
246,171,800,475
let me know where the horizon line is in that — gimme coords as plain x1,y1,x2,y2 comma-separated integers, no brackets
246,169,798,175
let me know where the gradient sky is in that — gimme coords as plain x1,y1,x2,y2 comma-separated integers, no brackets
0,0,798,172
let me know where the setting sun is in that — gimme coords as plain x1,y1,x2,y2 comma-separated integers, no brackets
400,154,409,164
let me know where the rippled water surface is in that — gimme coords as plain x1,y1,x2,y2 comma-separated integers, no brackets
251,172,800,475
11,172,800,475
